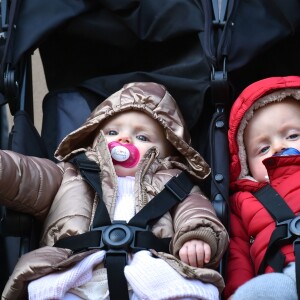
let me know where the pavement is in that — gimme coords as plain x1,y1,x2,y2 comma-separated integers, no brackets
32,50,48,133
6,50,47,133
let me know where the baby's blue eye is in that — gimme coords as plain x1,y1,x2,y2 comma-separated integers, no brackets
137,135,149,142
108,130,118,136
260,146,269,154
288,134,299,139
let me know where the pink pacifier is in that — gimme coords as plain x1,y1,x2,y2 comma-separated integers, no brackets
108,141,140,168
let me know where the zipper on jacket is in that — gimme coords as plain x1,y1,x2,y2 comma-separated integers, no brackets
139,150,157,208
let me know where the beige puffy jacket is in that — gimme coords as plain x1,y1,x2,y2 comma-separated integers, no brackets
0,82,228,299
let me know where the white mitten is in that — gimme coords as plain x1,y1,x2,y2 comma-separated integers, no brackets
124,250,219,300
28,250,105,300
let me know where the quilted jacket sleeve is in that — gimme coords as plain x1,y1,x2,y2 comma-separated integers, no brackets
0,150,64,221
171,185,229,270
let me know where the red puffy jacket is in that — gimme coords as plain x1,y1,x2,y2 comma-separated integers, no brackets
224,76,300,299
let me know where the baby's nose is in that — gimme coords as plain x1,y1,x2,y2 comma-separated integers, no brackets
118,136,131,143
273,142,286,155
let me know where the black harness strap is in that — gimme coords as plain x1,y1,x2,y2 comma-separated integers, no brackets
295,241,300,298
129,171,193,228
254,185,295,222
253,184,300,296
106,253,128,300
54,153,194,300
71,153,110,228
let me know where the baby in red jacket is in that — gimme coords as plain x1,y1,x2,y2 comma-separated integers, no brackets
225,76,300,300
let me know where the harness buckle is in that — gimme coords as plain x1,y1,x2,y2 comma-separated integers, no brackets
90,221,149,253
290,215,300,237
102,222,133,250
276,215,300,241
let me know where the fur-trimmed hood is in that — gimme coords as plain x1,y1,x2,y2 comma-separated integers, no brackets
55,82,210,179
228,76,300,186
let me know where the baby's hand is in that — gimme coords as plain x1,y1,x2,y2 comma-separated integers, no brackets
179,239,211,268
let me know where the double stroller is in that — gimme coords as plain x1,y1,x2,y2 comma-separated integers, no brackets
1,0,300,298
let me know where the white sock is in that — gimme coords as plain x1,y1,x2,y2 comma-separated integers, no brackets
125,250,219,300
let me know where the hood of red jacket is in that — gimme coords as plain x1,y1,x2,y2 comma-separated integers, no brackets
228,76,300,189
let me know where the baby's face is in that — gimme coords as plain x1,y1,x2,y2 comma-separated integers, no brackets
101,111,173,176
244,99,300,182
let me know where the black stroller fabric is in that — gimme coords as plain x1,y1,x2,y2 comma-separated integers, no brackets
1,0,300,297
8,110,48,157
8,1,300,96
41,89,100,160
3,0,300,155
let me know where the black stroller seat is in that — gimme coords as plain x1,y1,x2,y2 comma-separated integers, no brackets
0,87,101,292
